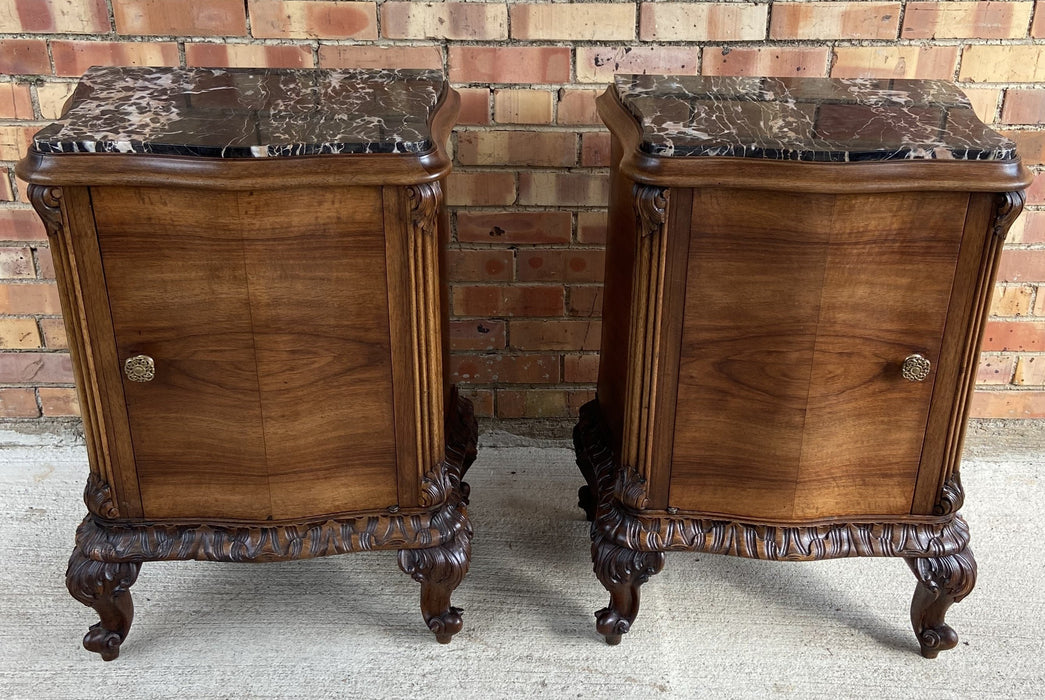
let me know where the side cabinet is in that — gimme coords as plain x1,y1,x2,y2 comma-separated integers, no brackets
576,74,1032,656
19,66,474,659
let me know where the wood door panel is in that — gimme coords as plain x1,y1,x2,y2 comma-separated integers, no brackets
670,190,830,519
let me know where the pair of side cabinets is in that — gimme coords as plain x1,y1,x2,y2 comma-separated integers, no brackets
17,67,1032,661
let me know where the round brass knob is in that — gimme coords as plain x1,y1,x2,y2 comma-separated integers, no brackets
124,355,155,383
902,354,931,382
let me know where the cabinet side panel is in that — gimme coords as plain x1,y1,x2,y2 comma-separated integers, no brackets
597,134,637,454
794,192,968,519
242,186,398,519
91,186,271,520
670,189,828,520
37,186,142,518
913,193,996,514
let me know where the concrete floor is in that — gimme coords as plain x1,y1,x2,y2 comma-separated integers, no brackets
0,421,1042,698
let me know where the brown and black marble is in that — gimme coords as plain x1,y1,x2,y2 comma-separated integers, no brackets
33,66,443,158
615,74,1016,162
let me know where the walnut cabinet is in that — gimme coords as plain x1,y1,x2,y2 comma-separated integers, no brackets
576,75,1033,656
18,67,473,659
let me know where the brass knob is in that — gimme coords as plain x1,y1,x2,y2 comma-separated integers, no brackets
124,355,155,383
902,354,931,382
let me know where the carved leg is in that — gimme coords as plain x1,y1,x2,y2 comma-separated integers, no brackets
905,545,977,658
397,523,472,643
65,548,141,661
592,533,665,645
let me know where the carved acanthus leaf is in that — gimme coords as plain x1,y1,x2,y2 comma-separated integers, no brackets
27,184,64,238
407,182,440,238
933,472,965,516
84,472,119,519
634,184,668,237
992,190,1026,240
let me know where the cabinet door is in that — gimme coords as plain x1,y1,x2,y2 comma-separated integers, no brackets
91,186,397,521
669,189,968,520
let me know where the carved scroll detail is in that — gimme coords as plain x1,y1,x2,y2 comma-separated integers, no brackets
592,530,665,645
27,184,64,234
933,472,965,516
575,399,970,561
397,521,472,643
66,548,140,661
906,546,977,658
620,184,671,507
406,182,445,495
991,190,1026,240
84,473,119,519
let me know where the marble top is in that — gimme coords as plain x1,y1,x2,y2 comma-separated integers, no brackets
615,75,1017,162
32,66,445,158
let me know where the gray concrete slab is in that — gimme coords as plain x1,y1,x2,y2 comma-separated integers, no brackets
0,422,1042,698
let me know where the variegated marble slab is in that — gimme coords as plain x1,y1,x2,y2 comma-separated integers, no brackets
615,74,1016,162
33,66,444,158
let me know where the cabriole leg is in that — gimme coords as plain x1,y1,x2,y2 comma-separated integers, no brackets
905,545,977,658
65,548,141,661
397,522,472,643
592,532,665,645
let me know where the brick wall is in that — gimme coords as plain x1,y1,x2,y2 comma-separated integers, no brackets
1,1,1043,423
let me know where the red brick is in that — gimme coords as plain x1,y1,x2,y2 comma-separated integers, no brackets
39,318,67,349
976,353,1016,384
1000,130,1045,165
450,353,560,384
381,2,506,40
564,354,600,383
1015,355,1045,386
0,124,41,161
0,0,109,33
452,284,564,317
457,130,576,168
0,247,34,279
249,1,376,39
0,39,51,75
959,45,1045,83
773,2,899,40
567,389,597,414
496,389,568,418
1036,287,1045,317
186,43,312,68
114,0,246,36
0,169,13,202
903,1,1033,40
990,285,1034,316
567,286,603,317
704,47,830,78
969,389,1045,418
576,211,607,245
36,81,77,119
1002,90,1045,125
493,89,554,125
446,172,516,207
581,132,612,167
33,247,54,278
449,319,505,351
0,209,47,241
1025,170,1045,205
0,387,39,418
0,83,34,120
517,249,605,283
38,386,80,416
318,45,442,70
980,321,1045,351
1036,1,1045,38
449,46,571,84
0,283,61,314
458,387,493,418
1015,211,1045,244
457,211,571,245
510,3,634,41
0,318,41,349
641,2,767,41
51,40,179,77
518,172,611,207
997,249,1045,283
457,88,490,126
577,46,698,84
832,46,959,79
447,249,514,282
0,351,74,383
558,90,600,126
510,319,602,351
961,87,1001,125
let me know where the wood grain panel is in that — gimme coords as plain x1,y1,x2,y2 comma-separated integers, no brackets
669,189,830,520
240,187,397,519
795,192,968,518
92,187,270,520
